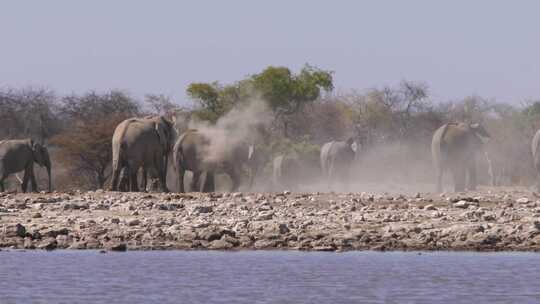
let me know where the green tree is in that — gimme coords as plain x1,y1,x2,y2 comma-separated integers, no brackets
186,64,333,131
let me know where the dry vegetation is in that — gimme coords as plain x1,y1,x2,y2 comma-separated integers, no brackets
2,65,540,192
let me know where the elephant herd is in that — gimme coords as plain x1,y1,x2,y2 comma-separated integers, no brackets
110,115,260,193
4,116,540,194
105,117,494,192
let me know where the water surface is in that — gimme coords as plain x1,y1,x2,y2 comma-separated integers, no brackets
1,250,539,303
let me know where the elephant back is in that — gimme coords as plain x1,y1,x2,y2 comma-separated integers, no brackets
112,118,163,168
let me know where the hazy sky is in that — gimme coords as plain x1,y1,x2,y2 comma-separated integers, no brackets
1,1,539,105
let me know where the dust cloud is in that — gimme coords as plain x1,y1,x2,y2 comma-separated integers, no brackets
188,99,271,164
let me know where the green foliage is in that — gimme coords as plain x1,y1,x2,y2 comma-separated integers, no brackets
187,83,221,115
252,65,333,115
524,101,540,117
186,64,333,123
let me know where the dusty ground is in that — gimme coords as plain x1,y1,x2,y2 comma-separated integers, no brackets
1,187,540,252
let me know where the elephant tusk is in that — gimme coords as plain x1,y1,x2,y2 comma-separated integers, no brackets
15,174,23,184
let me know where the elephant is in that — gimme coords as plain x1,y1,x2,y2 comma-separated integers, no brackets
0,139,51,192
320,138,358,188
272,153,302,191
110,115,176,192
531,129,540,189
173,129,254,193
117,167,130,192
117,166,160,192
134,113,191,192
432,122,490,193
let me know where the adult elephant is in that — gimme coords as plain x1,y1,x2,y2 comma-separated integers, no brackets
320,138,357,188
432,122,490,193
173,129,253,192
0,139,51,192
137,113,191,192
110,115,175,192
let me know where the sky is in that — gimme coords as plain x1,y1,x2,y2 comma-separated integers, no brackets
1,0,539,105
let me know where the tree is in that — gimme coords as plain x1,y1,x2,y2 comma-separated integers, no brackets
145,94,181,116
186,64,334,135
252,65,333,116
50,91,140,189
0,87,61,141
187,82,231,122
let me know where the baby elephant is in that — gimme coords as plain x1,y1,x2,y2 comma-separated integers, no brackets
0,139,52,193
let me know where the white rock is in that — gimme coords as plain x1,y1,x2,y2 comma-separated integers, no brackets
516,197,531,204
453,200,470,209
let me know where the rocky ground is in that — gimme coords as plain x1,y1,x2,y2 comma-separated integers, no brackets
1,187,540,252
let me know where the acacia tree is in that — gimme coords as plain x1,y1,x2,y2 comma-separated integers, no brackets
51,91,140,189
186,64,333,136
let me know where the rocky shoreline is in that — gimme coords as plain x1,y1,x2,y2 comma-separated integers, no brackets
1,188,540,252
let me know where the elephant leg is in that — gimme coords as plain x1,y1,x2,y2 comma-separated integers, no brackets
0,174,5,192
229,169,241,192
29,167,38,192
0,164,5,192
129,169,139,192
118,167,129,192
158,168,169,193
162,155,168,191
451,163,466,192
249,166,257,190
198,171,207,192
111,164,122,191
436,165,444,193
177,168,185,193
21,169,30,193
141,167,148,192
191,171,201,192
327,163,335,191
155,156,169,193
467,160,477,191
205,172,215,192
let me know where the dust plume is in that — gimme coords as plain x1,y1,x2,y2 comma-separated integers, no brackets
188,98,271,163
